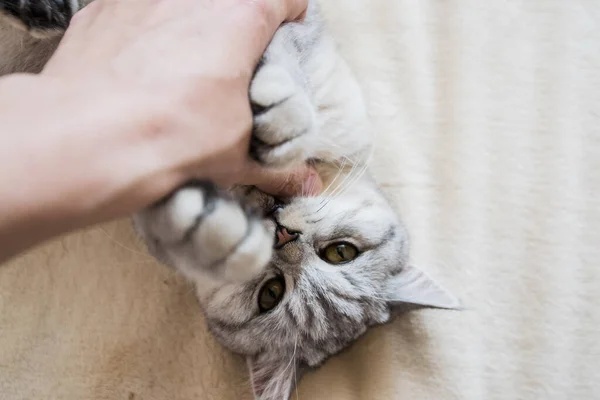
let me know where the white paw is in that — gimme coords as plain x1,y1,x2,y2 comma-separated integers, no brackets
250,63,316,168
135,183,274,283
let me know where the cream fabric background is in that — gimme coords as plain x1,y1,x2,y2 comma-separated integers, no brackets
1,0,599,399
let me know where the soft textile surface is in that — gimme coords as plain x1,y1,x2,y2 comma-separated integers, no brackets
1,1,599,399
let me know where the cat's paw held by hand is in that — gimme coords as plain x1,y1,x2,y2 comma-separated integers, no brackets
250,63,316,168
135,181,274,283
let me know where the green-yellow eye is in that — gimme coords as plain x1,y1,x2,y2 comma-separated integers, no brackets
321,242,359,264
258,277,285,312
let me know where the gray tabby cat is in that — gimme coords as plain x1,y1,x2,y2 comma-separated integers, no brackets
0,1,461,399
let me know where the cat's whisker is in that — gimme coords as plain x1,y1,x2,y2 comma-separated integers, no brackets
315,135,363,165
325,149,370,196
308,173,319,197
319,157,347,198
317,158,360,207
312,149,372,214
314,138,365,200
341,146,374,188
323,148,373,203
314,198,332,215
265,333,299,396
293,335,300,400
302,165,321,198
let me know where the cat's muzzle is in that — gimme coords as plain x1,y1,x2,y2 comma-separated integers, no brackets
274,225,300,249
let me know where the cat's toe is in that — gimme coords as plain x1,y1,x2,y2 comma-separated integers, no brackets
250,63,316,168
135,181,274,283
207,217,274,282
190,199,274,282
137,181,217,246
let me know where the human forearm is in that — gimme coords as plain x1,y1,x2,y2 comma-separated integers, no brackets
0,72,223,261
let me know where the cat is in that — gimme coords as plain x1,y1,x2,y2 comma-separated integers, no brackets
0,1,461,399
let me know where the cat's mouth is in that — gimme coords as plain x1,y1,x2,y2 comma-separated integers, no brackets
261,196,301,248
274,224,300,248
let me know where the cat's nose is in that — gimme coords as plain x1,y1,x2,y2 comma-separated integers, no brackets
275,226,300,248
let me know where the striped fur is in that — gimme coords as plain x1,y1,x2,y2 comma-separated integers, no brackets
0,1,459,399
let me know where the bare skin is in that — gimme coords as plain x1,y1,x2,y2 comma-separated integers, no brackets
0,0,321,263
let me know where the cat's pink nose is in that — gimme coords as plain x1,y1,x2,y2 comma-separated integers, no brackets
275,226,300,248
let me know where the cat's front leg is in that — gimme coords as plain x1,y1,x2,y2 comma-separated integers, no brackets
249,26,319,169
0,0,78,38
133,181,275,284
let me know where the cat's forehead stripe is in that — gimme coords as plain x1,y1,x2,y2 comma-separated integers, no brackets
285,303,299,327
341,270,358,286
328,224,396,250
376,226,397,248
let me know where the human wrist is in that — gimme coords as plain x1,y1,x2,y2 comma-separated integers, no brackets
0,73,160,259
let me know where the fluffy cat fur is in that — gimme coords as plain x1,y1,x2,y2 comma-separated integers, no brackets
0,1,461,399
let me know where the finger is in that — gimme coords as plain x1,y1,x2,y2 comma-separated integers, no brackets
239,163,323,198
257,0,309,22
225,0,308,67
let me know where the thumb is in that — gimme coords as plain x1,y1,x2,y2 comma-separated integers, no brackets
239,162,323,198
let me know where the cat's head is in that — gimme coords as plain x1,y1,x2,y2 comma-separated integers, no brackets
198,174,460,400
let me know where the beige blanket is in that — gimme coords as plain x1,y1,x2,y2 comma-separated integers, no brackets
2,0,599,399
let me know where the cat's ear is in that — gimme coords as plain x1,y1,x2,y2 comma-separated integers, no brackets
387,265,461,310
247,352,299,400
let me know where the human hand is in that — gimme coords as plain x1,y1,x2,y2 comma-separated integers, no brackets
0,0,322,262
41,0,316,219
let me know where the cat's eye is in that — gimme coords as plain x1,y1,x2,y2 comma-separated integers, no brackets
321,242,359,264
258,277,286,312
